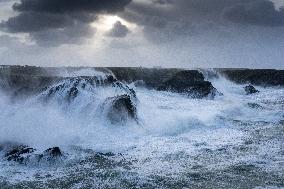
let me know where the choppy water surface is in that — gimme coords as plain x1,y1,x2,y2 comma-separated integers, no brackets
0,72,283,188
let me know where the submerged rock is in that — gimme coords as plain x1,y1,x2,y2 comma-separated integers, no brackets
44,76,107,102
104,94,138,124
44,147,62,157
42,74,136,103
1,144,63,164
4,145,35,164
244,85,259,95
36,147,63,162
247,103,263,109
157,70,220,99
67,86,79,102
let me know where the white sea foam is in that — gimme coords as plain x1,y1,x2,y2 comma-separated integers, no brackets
0,70,283,187
0,70,282,149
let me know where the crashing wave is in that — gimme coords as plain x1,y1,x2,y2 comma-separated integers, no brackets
37,73,138,124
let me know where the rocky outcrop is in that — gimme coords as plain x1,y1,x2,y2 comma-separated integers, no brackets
42,75,136,103
4,145,35,163
36,147,63,162
1,144,63,164
40,74,139,124
1,66,283,96
103,94,138,124
108,67,183,89
157,70,220,99
244,85,259,95
217,69,284,87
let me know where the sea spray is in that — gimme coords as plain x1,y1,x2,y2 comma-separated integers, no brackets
0,68,283,188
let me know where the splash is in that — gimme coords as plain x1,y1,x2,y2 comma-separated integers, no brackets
0,69,283,188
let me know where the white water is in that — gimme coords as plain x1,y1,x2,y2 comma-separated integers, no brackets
0,69,283,188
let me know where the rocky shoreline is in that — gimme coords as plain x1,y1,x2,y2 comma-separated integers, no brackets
0,66,283,95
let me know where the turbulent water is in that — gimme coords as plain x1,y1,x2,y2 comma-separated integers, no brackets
0,69,283,188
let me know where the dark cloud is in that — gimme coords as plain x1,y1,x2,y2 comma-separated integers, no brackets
152,0,173,5
1,0,131,46
12,0,131,14
31,22,95,47
2,12,75,32
1,0,284,52
107,21,130,38
224,0,284,26
120,0,284,43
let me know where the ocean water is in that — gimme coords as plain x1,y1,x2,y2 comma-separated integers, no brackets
0,70,283,188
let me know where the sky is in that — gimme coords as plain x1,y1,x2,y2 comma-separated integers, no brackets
0,0,284,68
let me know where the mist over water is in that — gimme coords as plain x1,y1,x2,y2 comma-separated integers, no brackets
0,69,283,188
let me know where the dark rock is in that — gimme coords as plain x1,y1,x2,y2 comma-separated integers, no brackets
107,75,117,83
67,86,79,102
244,85,259,95
4,145,35,164
157,70,220,99
108,67,183,89
112,80,137,99
1,67,283,97
2,144,64,164
97,152,116,157
247,103,263,109
46,77,97,102
36,147,63,162
43,75,137,104
217,69,284,87
44,147,62,157
104,94,137,124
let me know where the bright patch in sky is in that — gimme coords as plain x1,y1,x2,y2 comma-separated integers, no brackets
91,15,135,33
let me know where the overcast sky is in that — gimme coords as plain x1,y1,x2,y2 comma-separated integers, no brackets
0,0,284,68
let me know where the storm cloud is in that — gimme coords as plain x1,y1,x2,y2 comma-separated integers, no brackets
120,0,284,42
224,0,284,26
2,0,284,45
0,0,284,68
1,0,131,46
12,0,131,13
